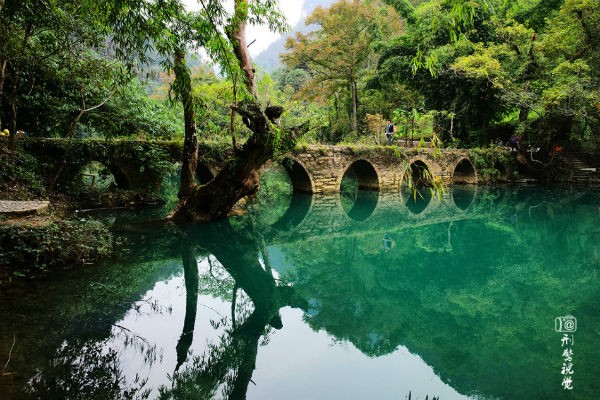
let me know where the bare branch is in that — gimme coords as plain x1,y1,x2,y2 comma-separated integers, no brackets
227,0,257,99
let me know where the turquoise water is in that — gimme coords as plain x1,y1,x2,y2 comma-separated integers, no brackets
1,186,599,399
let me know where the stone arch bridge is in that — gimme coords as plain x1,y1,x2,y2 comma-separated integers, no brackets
273,145,477,194
21,139,484,193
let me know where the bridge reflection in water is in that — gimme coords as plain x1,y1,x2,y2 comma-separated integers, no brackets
262,185,480,244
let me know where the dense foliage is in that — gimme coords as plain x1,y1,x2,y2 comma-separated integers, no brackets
276,0,600,151
373,0,600,149
282,0,404,135
0,219,115,280
0,146,45,198
2,0,597,151
0,1,183,140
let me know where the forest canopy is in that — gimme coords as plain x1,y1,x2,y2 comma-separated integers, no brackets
0,0,598,151
281,0,600,149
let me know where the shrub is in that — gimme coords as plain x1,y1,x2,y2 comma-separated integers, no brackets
0,145,45,199
0,219,115,283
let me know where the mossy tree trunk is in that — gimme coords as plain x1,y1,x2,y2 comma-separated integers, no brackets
173,49,199,200
171,0,302,224
172,103,300,223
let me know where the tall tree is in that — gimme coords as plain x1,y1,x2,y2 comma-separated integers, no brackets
445,0,599,147
0,0,115,146
374,0,508,144
29,0,299,222
375,0,600,148
282,0,402,134
167,0,308,223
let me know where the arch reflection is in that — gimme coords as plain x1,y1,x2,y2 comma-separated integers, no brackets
341,190,379,221
271,193,313,231
401,186,433,215
452,185,477,211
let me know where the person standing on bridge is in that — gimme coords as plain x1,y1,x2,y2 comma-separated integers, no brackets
385,119,395,145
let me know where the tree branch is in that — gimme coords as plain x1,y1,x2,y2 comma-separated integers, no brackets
227,0,257,99
1,334,15,375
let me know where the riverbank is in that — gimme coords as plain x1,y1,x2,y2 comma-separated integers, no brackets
0,217,116,283
0,146,163,285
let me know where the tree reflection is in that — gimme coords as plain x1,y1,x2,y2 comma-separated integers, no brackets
161,220,307,400
27,340,152,400
5,187,600,400
14,219,304,399
175,236,200,372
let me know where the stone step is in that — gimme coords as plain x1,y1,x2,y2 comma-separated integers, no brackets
0,200,50,216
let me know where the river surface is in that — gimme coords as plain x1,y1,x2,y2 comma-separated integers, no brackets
1,186,599,399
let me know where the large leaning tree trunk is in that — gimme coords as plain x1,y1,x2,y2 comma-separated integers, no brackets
170,0,303,224
172,103,300,223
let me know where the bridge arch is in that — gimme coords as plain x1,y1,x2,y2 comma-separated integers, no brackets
338,159,380,192
79,161,129,190
196,163,216,185
398,159,436,215
452,158,477,184
402,158,434,188
280,157,314,194
337,159,380,221
494,162,509,182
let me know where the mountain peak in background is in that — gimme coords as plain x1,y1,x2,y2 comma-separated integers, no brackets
255,0,336,73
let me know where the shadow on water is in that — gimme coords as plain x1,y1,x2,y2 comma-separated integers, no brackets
1,186,600,399
451,185,477,211
402,186,433,214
